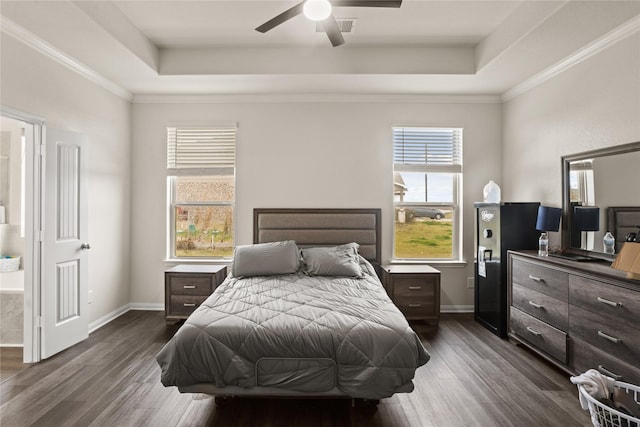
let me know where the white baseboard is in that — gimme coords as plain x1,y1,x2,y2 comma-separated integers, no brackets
0,343,24,348
441,305,474,313
129,303,164,311
89,304,131,334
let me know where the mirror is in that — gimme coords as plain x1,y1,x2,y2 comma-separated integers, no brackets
562,141,640,259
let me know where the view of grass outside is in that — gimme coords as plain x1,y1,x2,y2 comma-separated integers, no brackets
175,206,233,257
394,213,453,258
173,176,234,258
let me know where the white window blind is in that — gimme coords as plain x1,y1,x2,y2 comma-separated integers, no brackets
393,127,462,173
167,126,236,175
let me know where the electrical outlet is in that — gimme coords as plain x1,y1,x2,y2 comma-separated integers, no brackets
467,277,474,289
88,290,94,304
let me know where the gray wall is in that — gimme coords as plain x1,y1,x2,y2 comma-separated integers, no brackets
130,98,504,311
0,35,133,325
502,33,640,251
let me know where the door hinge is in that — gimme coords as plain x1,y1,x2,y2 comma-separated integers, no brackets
39,230,45,242
36,144,45,157
36,316,43,328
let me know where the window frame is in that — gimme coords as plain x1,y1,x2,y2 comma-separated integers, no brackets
166,124,236,260
392,126,463,262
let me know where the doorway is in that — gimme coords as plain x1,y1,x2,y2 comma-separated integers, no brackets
0,107,43,364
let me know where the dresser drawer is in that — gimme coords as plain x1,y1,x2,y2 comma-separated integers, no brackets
169,275,214,296
510,307,567,363
511,258,568,302
169,295,209,317
572,337,640,385
569,275,640,330
569,304,640,368
512,283,568,330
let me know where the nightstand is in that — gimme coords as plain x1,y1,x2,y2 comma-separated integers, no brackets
165,264,228,324
381,265,441,324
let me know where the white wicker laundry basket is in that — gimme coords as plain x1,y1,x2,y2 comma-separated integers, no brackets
0,256,20,272
579,381,640,427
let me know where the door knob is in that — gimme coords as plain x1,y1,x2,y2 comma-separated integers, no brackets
80,243,91,250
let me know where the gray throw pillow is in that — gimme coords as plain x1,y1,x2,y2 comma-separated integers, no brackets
232,240,299,277
301,242,364,277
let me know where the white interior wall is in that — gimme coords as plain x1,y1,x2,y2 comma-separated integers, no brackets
130,99,503,311
0,35,132,324
502,33,640,250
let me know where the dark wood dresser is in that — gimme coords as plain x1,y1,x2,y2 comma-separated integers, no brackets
508,251,640,384
381,264,441,324
164,264,228,324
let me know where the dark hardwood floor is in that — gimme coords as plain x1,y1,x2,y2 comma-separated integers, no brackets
0,311,591,426
0,347,27,382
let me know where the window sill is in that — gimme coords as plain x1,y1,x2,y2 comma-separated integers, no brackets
389,259,467,267
164,258,231,265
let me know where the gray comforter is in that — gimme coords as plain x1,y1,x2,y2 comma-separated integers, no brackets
156,259,429,399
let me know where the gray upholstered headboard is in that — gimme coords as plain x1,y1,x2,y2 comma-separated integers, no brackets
607,206,640,253
254,208,381,265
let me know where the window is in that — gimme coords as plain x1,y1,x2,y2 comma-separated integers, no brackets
167,125,236,258
393,127,462,260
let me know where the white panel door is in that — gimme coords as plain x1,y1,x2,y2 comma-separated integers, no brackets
42,128,89,359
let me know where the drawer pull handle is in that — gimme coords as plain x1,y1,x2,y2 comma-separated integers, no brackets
183,285,197,289
598,330,622,344
528,275,543,282
528,301,543,309
597,365,623,381
183,303,197,307
596,297,622,307
408,304,421,308
408,286,422,290
526,327,542,336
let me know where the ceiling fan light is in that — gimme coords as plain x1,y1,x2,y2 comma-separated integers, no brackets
303,0,332,21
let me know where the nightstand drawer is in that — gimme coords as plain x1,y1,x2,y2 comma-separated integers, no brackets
512,259,568,302
169,275,213,296
169,295,209,317
512,283,568,330
381,265,441,324
510,307,567,363
395,299,437,319
164,264,228,324
393,277,437,298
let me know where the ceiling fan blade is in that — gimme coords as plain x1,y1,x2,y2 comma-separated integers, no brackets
323,15,345,47
255,2,305,33
331,0,402,8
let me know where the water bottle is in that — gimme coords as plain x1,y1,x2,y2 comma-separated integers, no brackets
603,231,615,254
538,232,549,256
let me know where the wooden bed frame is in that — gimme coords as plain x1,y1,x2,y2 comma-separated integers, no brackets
177,208,392,401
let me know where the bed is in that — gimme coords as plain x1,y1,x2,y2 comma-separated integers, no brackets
156,208,429,402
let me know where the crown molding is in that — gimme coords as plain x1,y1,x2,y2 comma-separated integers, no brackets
133,93,502,104
1,17,132,102
502,14,640,102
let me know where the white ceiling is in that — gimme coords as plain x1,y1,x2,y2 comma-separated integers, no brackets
1,0,639,99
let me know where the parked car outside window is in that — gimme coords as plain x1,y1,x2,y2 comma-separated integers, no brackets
411,207,446,220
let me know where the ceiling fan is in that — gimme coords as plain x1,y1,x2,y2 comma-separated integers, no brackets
255,0,403,47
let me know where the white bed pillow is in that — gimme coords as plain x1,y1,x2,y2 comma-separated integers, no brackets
301,242,364,277
232,240,300,277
